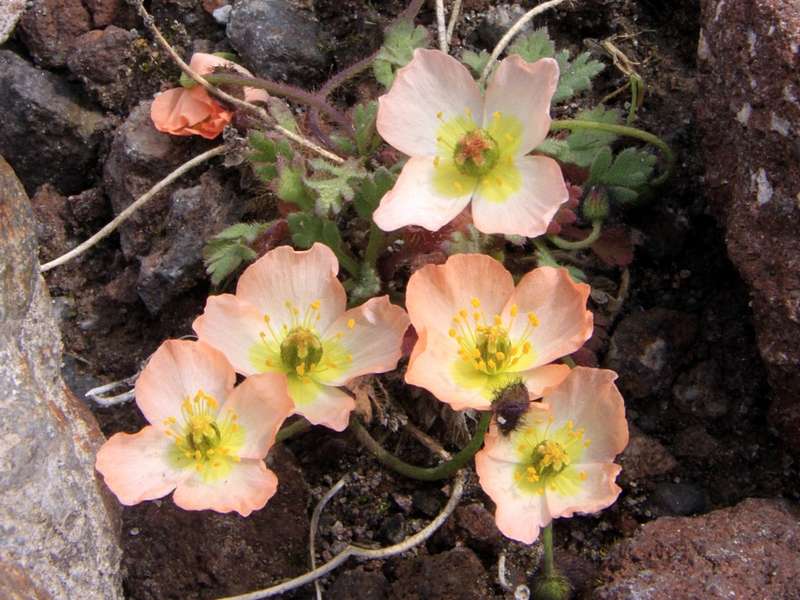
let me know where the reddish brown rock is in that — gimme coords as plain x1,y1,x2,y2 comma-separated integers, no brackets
618,425,677,482
85,0,137,28
696,0,800,448
19,0,91,67
594,498,800,599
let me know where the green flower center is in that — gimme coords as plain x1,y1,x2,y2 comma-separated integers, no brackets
453,128,500,177
280,326,324,377
449,297,539,375
512,419,592,495
165,390,244,481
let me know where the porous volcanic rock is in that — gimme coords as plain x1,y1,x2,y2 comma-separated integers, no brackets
19,0,92,67
0,156,123,600
696,0,800,448
67,26,139,112
594,498,800,599
0,50,107,195
226,0,329,83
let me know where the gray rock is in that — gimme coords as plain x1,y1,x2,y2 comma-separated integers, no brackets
0,50,107,196
477,4,530,47
226,0,329,83
0,156,123,600
0,0,25,44
136,170,244,313
102,99,199,259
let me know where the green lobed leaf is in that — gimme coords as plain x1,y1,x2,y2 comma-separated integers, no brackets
305,158,367,215
203,222,269,285
461,49,491,77
353,101,381,156
508,28,555,62
586,147,657,202
287,213,324,249
275,159,315,211
373,20,430,88
553,51,605,104
536,106,623,167
267,97,299,133
352,167,396,219
248,131,293,184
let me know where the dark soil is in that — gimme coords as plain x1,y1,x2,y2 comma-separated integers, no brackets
28,0,799,598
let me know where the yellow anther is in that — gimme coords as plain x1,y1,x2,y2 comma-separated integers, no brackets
584,439,592,448
566,420,574,430
495,352,505,361
345,354,353,362
296,364,306,377
347,318,356,329
471,297,481,308
493,314,503,326
207,396,218,409
495,177,504,186
310,300,321,310
207,449,215,456
436,111,443,119
263,314,271,323
213,461,221,468
528,312,540,327
163,416,176,426
492,111,501,120
510,304,519,317
473,311,482,322
522,342,532,354
231,423,239,432
579,471,588,481
265,358,273,367
448,328,457,338
487,359,497,370
434,156,441,167
194,450,202,461
459,309,468,319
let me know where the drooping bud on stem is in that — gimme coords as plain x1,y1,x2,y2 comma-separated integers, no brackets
491,379,531,436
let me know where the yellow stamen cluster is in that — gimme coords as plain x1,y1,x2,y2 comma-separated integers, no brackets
512,419,592,494
450,299,539,375
164,390,242,476
256,299,353,383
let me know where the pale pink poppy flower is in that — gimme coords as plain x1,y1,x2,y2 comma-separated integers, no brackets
475,367,628,543
373,48,568,237
150,53,269,139
405,253,593,411
95,340,293,517
193,243,411,432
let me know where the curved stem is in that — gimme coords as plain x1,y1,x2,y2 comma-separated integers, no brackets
40,146,226,272
350,411,491,481
533,237,557,265
548,220,602,250
216,469,465,600
204,73,352,132
334,246,360,278
549,119,675,186
275,418,311,443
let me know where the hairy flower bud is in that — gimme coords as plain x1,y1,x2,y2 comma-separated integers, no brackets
582,187,609,222
491,380,531,435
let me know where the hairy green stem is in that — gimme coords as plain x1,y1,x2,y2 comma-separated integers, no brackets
275,418,311,443
548,220,603,250
334,246,361,278
542,523,555,578
350,412,492,481
533,238,557,265
549,119,675,186
364,223,386,269
204,73,352,132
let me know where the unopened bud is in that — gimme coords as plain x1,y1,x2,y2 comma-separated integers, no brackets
532,575,572,600
582,187,609,222
492,380,531,436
